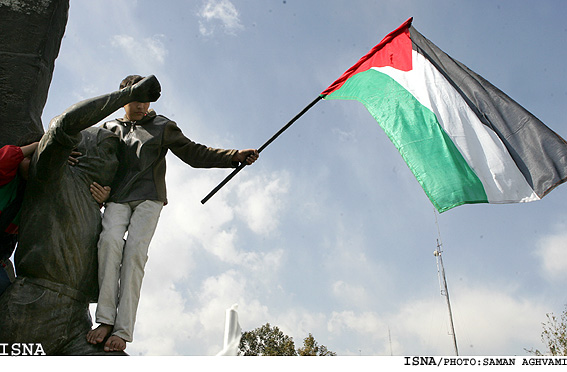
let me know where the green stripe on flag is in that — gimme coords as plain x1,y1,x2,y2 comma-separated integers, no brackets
326,69,488,212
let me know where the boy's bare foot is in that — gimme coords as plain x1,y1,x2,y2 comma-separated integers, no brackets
86,324,113,345
104,335,127,352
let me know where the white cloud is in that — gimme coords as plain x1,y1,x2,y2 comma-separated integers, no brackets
129,285,198,355
120,162,288,355
234,171,290,235
153,162,287,268
535,229,567,281
111,34,168,66
326,311,390,355
391,284,546,355
328,310,387,337
130,267,274,355
331,280,370,308
198,0,243,36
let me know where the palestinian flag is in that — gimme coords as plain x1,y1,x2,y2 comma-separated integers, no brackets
321,18,567,213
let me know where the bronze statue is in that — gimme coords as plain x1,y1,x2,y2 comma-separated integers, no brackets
0,76,161,355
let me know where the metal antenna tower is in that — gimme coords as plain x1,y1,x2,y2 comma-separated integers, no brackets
433,209,459,356
434,239,459,356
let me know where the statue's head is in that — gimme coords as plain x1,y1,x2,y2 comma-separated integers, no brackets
74,127,119,186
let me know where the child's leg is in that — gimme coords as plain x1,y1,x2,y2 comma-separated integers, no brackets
95,202,132,328
110,200,163,344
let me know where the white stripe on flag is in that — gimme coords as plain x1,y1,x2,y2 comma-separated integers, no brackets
374,51,539,203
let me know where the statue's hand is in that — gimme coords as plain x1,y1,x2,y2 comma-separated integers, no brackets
132,75,161,103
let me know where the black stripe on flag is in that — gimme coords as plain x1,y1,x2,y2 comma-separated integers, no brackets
409,25,567,198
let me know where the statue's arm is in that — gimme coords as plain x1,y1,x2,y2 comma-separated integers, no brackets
31,122,77,181
56,75,161,136
32,75,161,180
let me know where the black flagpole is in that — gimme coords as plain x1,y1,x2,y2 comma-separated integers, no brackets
201,95,323,204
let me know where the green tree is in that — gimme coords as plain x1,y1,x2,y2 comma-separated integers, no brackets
239,323,297,356
297,333,336,356
527,305,567,356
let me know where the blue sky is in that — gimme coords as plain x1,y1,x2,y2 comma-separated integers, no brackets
39,0,567,356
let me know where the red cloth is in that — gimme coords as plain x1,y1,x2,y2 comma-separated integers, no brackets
0,145,24,186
